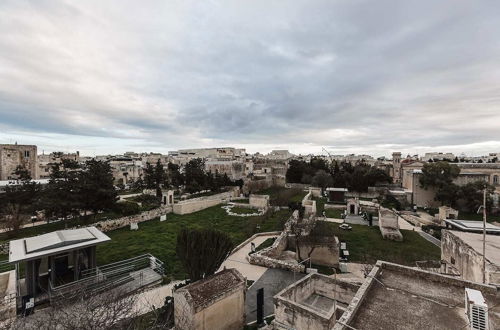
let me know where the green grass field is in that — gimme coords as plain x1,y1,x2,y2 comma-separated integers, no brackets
323,222,440,265
96,206,291,279
325,208,345,218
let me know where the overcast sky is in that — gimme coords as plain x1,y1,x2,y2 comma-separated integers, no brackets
1,0,499,157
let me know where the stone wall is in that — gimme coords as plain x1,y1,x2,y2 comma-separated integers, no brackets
95,205,172,232
274,273,360,330
173,188,239,215
302,191,317,219
0,144,38,180
378,207,403,241
249,194,270,209
441,230,500,285
174,269,246,330
248,211,306,273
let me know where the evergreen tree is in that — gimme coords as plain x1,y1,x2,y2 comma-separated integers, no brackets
176,228,234,281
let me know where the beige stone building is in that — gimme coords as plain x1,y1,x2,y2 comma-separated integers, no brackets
0,144,37,180
274,273,360,330
173,268,246,330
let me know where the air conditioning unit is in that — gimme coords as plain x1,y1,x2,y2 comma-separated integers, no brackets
465,288,489,330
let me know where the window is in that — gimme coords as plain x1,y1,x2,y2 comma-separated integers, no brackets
494,175,499,185
24,150,30,158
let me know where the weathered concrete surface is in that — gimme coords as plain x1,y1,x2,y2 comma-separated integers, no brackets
334,261,500,330
273,273,360,330
245,268,306,323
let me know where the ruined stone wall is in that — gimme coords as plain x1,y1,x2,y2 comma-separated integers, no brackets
441,230,490,284
249,194,270,209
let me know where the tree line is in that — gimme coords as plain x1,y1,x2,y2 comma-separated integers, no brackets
419,161,495,211
0,159,117,236
139,158,242,196
286,158,392,192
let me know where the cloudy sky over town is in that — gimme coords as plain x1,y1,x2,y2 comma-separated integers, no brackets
0,0,499,156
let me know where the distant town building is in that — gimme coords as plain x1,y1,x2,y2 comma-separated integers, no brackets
0,143,37,180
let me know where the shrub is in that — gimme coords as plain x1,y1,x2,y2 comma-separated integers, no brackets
113,201,140,216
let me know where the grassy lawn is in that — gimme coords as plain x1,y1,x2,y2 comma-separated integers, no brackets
96,206,291,279
233,198,249,204
314,197,327,215
323,222,440,266
231,206,259,215
255,237,276,252
0,210,125,244
325,208,345,219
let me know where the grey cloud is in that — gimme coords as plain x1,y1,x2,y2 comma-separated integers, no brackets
0,0,500,155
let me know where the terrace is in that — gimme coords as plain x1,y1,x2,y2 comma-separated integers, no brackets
274,273,360,330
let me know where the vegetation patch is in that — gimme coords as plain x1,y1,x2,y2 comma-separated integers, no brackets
325,208,345,219
95,206,291,279
322,222,440,265
255,237,276,252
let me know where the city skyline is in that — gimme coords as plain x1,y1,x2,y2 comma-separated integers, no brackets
1,1,500,156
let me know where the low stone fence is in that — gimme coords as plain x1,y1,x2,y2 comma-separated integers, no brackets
95,205,172,232
173,188,240,215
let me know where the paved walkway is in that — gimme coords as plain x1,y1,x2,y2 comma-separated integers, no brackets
219,234,277,281
398,216,421,231
131,280,182,315
418,231,441,247
321,217,344,224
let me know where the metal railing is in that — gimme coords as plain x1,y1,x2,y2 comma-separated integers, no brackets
48,254,164,303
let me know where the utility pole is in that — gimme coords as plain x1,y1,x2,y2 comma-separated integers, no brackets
482,186,487,284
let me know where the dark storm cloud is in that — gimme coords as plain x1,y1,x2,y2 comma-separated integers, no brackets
0,0,500,155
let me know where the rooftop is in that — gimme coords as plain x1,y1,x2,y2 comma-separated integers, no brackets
177,268,245,309
9,227,110,263
445,219,500,234
446,230,500,266
335,261,500,330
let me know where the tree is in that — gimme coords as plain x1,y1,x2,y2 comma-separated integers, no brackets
0,167,41,237
176,228,234,281
79,160,117,218
144,160,168,197
457,181,495,212
419,161,460,206
311,170,334,191
184,158,206,193
167,162,184,188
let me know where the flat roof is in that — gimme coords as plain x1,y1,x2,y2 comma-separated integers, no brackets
177,268,245,309
446,230,500,266
326,188,348,192
336,262,500,329
445,219,500,234
9,227,110,263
